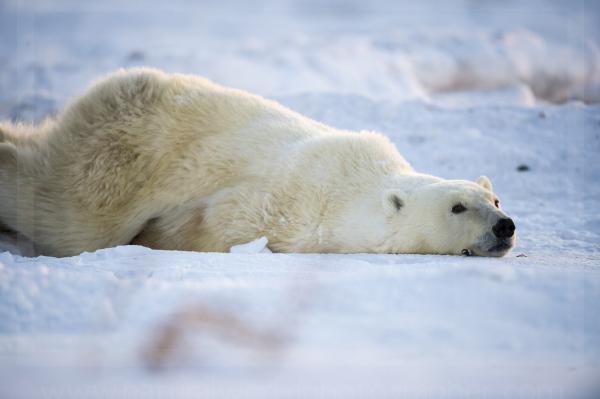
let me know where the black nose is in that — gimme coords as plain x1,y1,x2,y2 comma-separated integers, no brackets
492,218,515,238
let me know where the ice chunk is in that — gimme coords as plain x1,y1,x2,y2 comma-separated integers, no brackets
229,237,272,254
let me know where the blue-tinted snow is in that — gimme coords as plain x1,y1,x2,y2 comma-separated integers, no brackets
1,1,599,398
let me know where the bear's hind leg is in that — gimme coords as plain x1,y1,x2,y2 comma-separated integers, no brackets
130,204,228,252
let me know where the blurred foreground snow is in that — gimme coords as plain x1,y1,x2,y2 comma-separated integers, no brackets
1,0,599,398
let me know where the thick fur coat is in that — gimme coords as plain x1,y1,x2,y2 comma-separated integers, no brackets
0,69,515,257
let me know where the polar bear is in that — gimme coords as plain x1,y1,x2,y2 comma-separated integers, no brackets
0,68,515,257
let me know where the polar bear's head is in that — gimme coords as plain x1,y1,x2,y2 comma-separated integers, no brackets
332,174,515,257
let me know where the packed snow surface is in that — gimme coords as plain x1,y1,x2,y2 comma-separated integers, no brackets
1,0,599,398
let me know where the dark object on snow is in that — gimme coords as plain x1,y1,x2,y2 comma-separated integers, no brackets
141,303,286,371
517,164,530,172
126,50,146,62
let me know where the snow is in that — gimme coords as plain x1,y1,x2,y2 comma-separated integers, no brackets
1,0,600,398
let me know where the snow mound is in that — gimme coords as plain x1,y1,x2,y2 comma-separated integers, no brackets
1,1,600,125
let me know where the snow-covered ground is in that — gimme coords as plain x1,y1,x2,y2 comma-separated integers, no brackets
1,0,599,398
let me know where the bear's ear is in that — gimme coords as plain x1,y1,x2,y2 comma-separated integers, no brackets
476,175,493,191
383,189,404,216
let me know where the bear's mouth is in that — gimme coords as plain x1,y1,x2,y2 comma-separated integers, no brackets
487,242,512,253
466,236,515,257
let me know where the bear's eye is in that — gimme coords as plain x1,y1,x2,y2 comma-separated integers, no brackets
494,199,500,208
451,203,467,214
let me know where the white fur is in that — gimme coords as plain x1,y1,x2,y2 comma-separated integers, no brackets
0,68,515,257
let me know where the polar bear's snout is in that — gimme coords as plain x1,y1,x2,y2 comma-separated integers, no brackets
492,218,515,238
472,216,516,256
